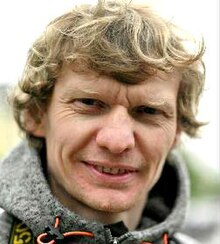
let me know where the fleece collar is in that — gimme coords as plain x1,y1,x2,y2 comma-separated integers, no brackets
0,141,189,243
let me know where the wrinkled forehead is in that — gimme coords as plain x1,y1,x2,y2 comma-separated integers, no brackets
57,65,181,107
64,63,182,85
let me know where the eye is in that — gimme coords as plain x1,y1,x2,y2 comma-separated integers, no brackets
135,106,161,115
72,98,106,114
78,98,101,106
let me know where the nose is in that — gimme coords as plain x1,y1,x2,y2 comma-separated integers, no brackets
96,107,135,154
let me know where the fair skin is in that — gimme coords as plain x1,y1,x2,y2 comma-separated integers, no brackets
31,66,181,230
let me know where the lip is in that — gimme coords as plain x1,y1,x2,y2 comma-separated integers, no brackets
81,160,138,185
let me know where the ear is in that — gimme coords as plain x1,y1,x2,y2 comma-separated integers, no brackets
171,126,182,149
23,110,46,137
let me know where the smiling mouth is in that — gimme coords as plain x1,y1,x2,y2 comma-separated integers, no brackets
94,165,132,175
83,161,137,177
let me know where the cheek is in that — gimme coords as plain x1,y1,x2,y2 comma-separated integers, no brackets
46,117,100,160
139,126,176,183
47,115,85,141
142,127,175,156
154,131,174,152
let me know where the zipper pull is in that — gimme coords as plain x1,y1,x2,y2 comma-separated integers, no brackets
112,237,118,244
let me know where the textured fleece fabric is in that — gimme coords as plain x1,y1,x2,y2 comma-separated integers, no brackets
0,141,198,243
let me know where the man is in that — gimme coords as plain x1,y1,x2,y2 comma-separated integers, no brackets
0,0,205,243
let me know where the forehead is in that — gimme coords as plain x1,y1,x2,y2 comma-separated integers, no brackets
56,67,181,104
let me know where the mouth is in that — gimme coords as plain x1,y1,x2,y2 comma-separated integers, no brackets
93,165,134,176
82,161,138,184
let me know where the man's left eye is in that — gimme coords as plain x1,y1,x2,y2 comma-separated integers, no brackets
135,106,161,115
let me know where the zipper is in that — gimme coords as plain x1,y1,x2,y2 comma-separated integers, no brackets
104,226,119,244
112,237,119,244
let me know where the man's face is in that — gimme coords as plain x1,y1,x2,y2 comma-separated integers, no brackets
35,66,181,214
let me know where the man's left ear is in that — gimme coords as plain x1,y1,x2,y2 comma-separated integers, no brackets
172,127,182,149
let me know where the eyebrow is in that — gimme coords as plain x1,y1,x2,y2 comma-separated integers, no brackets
61,87,100,100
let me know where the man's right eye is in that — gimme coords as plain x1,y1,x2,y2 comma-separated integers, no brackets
77,98,103,107
134,106,161,116
72,98,106,114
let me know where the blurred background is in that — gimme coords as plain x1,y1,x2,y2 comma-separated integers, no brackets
0,0,219,243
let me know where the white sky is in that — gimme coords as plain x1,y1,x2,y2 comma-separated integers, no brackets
0,0,219,171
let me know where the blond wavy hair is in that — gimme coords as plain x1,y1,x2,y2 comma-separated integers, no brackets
10,0,205,148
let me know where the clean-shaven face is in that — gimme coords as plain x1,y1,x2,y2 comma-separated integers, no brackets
36,66,181,214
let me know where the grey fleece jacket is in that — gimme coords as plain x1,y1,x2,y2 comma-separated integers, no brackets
0,141,199,244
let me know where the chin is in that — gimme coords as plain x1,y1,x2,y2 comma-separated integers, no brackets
87,195,134,213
